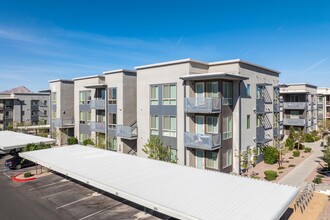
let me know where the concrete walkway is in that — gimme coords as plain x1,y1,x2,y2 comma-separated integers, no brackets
278,140,324,189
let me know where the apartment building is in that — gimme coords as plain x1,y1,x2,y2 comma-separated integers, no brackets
316,87,330,124
49,79,74,146
0,91,50,130
72,70,137,153
136,58,280,174
280,84,318,135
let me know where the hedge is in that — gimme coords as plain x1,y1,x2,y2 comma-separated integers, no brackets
263,147,279,165
304,147,312,153
264,170,278,181
293,150,300,157
68,137,78,145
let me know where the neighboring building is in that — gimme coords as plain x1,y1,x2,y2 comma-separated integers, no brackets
49,79,74,146
280,83,318,135
136,58,280,174
0,88,50,130
316,87,330,125
72,70,137,154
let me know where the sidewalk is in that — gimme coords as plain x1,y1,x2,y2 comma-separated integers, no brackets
278,140,324,189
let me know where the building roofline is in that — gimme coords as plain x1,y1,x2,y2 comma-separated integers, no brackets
73,75,105,81
209,59,281,74
135,58,208,70
103,69,136,75
0,92,49,96
48,79,74,83
280,83,318,89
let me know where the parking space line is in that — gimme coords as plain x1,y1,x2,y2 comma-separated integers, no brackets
78,200,126,220
3,172,11,179
41,188,73,199
56,192,100,209
29,179,69,191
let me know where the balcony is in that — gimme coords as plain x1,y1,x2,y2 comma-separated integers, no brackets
255,126,272,144
273,103,280,112
283,118,306,126
318,103,323,108
184,97,221,114
273,127,280,137
283,102,306,110
116,125,138,140
90,121,106,133
53,118,74,128
184,132,221,150
90,100,105,110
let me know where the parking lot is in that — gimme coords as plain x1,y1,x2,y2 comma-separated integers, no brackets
0,154,170,220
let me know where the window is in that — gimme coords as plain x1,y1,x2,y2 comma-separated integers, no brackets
44,100,47,106
290,110,299,119
22,111,25,116
170,148,177,163
222,149,233,168
44,110,47,116
206,82,218,97
223,82,233,105
108,137,117,151
31,100,39,106
96,110,105,122
150,85,159,105
108,113,117,129
246,84,251,97
108,88,117,104
223,116,233,139
52,92,56,104
247,115,250,129
206,151,219,169
86,111,91,125
163,116,176,137
79,91,85,104
79,111,85,124
256,115,260,127
96,88,105,100
86,91,91,104
163,84,176,105
150,115,159,135
206,116,218,133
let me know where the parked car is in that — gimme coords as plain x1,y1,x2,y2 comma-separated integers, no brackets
5,156,35,170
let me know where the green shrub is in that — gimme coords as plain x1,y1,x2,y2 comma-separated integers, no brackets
24,172,33,178
293,150,300,157
311,130,319,137
277,166,285,170
68,137,78,145
315,136,321,141
263,147,279,165
83,139,94,146
294,142,305,150
264,170,278,181
285,138,295,151
288,164,296,167
251,176,260,180
304,147,312,153
22,143,51,152
313,177,322,184
304,133,315,143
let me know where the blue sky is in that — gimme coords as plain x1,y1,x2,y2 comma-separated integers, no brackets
0,0,330,92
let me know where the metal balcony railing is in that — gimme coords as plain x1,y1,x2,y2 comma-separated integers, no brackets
184,97,221,113
255,126,272,144
283,102,306,110
90,121,106,133
273,127,280,137
90,99,105,110
116,125,138,139
317,103,323,108
53,118,74,128
184,132,221,150
283,118,306,126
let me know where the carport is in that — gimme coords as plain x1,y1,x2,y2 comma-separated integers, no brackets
0,131,55,154
20,145,299,220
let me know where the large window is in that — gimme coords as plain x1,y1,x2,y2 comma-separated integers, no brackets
108,113,117,129
150,85,159,105
52,92,56,104
223,116,233,139
163,116,176,137
206,150,218,169
206,82,218,97
31,100,39,106
86,111,91,125
108,88,117,104
79,111,85,124
206,116,218,133
222,149,233,168
163,84,176,105
79,91,85,104
246,84,251,98
223,82,233,105
150,115,159,135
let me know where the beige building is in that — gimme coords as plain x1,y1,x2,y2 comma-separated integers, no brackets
136,58,280,174
280,83,318,135
316,87,330,125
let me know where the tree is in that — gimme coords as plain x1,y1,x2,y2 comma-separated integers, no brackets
143,136,170,161
22,143,51,152
324,147,330,170
293,128,304,150
289,126,295,139
318,119,330,140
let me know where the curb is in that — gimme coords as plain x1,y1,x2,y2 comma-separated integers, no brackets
12,174,36,182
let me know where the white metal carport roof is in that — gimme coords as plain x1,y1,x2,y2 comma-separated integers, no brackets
20,145,299,220
0,131,55,151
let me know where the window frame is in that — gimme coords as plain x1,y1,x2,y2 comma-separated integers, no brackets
222,149,233,168
163,84,176,105
206,116,218,134
162,115,176,137
223,82,233,105
150,85,159,105
223,116,233,140
205,150,219,170
108,87,117,105
247,114,250,129
150,115,159,135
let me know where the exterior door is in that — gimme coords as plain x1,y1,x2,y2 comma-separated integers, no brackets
195,82,204,106
196,149,204,169
196,115,205,134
